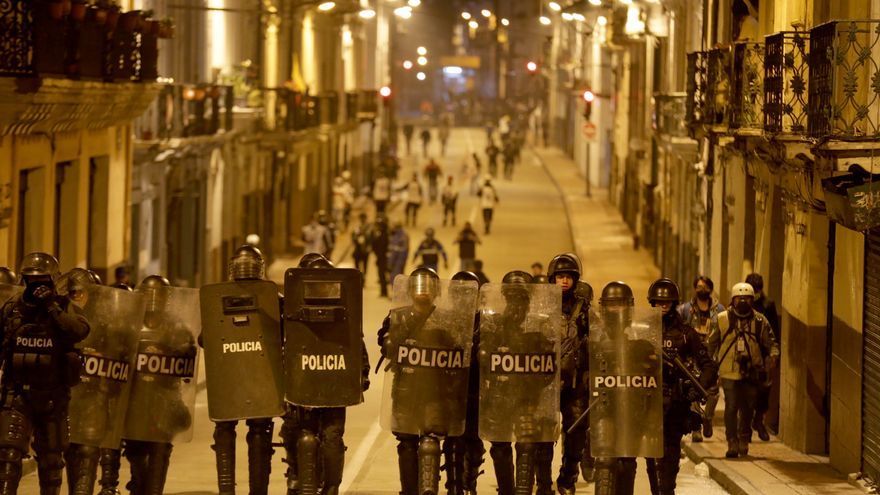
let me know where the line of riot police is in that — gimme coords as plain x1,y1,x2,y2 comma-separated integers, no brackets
377,253,717,495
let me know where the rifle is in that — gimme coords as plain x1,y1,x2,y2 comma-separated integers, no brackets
662,349,709,399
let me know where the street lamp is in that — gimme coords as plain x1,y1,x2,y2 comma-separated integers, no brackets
417,46,427,56
596,15,608,25
539,16,551,25
416,72,426,81
526,61,538,72
461,11,472,20
403,60,413,69
562,12,574,21
317,1,335,11
417,56,428,66
481,9,491,17
572,13,586,21
589,0,602,4
358,8,376,19
468,20,478,29
501,18,509,26
379,86,392,98
394,6,412,18
549,1,562,11
408,0,421,6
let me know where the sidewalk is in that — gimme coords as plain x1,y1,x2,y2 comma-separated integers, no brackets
533,145,867,495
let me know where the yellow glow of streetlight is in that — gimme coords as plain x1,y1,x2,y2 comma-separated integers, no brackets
468,20,478,29
572,13,586,21
481,9,491,17
589,0,603,4
358,8,376,19
416,72,426,81
549,1,562,11
394,6,412,18
596,15,608,25
562,12,573,21
501,18,509,26
461,12,472,20
408,0,421,6
417,46,427,56
417,56,428,66
403,60,413,69
379,86,392,97
620,0,633,4
539,16,551,25
317,1,335,11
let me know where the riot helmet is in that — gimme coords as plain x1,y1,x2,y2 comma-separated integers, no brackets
501,270,532,325
138,275,171,314
0,267,17,285
306,257,335,269
87,270,104,286
600,281,634,307
451,271,480,311
19,252,60,305
298,252,326,268
531,274,549,284
647,278,680,306
548,253,581,286
59,268,99,308
112,283,133,292
228,244,266,281
600,281,634,337
730,282,755,318
408,267,440,305
452,271,480,284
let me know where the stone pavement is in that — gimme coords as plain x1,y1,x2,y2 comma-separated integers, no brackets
534,145,867,495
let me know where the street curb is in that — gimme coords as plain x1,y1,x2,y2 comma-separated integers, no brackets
528,146,578,256
683,441,763,495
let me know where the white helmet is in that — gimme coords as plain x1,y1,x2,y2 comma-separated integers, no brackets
731,282,754,298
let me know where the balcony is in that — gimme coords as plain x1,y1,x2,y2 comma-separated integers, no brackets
0,1,165,82
654,92,689,139
686,51,708,134
764,31,810,136
135,84,235,141
808,20,880,141
705,46,732,128
730,41,765,133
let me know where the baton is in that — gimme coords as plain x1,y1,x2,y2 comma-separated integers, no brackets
662,350,710,399
566,395,601,435
374,355,385,374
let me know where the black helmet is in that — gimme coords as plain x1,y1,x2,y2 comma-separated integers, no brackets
647,278,680,305
229,244,265,280
0,267,17,285
138,275,171,313
502,270,533,285
599,281,634,306
112,283,133,292
531,274,549,284
59,268,99,295
298,252,326,268
408,267,440,299
452,271,480,284
575,281,594,302
19,252,60,283
547,253,581,283
307,257,335,269
87,270,104,286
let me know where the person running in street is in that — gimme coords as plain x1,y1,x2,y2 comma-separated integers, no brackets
400,173,424,227
453,223,481,271
478,177,499,235
441,176,459,227
412,228,448,273
302,212,333,258
372,215,391,298
351,212,372,285
424,159,443,204
502,138,516,180
388,222,410,283
486,140,500,177
420,128,432,158
438,117,451,156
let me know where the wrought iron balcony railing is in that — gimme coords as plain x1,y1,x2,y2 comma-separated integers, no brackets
135,84,234,140
730,41,765,131
0,1,162,82
808,20,880,141
764,31,810,135
705,46,732,127
686,51,708,131
654,92,689,138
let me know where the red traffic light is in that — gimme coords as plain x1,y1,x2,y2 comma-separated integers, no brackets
582,90,595,102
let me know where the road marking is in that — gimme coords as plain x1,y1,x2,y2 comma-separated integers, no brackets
340,419,383,493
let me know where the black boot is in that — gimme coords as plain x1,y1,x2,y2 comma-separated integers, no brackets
68,445,101,495
98,448,123,495
213,421,237,495
489,443,513,495
397,435,419,495
592,458,615,495
534,443,554,495
36,451,64,495
0,449,23,495
461,436,484,494
281,410,301,495
297,430,320,495
247,419,275,495
513,443,535,495
443,438,464,495
124,442,149,495
418,436,441,495
143,442,173,495
614,458,636,495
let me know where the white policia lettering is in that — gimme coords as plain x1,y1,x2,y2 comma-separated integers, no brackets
301,354,347,371
136,353,197,377
82,354,130,381
222,341,263,353
397,345,465,369
489,353,556,373
593,375,659,388
16,336,53,348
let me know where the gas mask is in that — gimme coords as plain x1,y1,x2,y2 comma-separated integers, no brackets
696,289,711,302
732,298,753,318
23,274,56,305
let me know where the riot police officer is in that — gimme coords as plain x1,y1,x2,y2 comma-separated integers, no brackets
442,271,484,495
591,281,662,495
645,279,717,495
202,245,280,495
123,275,199,495
0,252,90,495
548,253,591,493
285,256,370,495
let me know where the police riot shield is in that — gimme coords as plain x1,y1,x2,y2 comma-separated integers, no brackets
0,284,21,307
200,280,284,421
478,283,562,443
284,268,363,407
69,285,145,448
380,277,478,437
123,287,201,444
589,306,663,458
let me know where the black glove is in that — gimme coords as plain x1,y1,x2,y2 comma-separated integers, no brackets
685,383,702,403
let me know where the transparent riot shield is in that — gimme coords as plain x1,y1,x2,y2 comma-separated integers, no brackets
69,285,145,448
284,268,363,407
589,306,663,458
478,283,562,443
380,277,478,437
123,287,201,444
200,280,284,421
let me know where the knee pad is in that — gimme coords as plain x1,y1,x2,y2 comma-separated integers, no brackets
0,409,30,453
